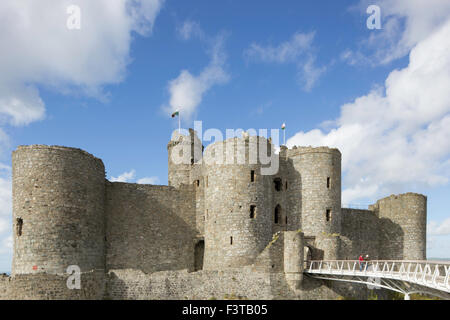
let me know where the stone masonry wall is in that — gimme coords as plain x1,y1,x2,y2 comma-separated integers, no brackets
287,147,342,236
12,145,106,275
4,140,428,300
202,137,274,270
0,271,105,300
105,182,198,273
372,193,427,260
340,208,380,260
105,268,370,300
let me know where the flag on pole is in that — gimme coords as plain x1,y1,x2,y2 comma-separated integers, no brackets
171,109,181,133
281,123,286,130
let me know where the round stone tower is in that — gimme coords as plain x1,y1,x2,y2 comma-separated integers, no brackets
202,136,274,270
373,193,427,260
12,145,106,275
167,129,203,188
288,147,342,235
287,146,341,259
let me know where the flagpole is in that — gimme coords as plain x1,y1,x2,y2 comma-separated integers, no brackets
178,112,181,134
283,128,285,146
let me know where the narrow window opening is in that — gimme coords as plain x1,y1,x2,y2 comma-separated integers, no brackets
194,180,200,187
274,178,282,191
230,236,233,245
16,218,23,237
285,216,288,225
274,205,281,224
326,209,332,222
250,170,255,182
327,177,330,189
285,181,288,190
191,158,194,165
194,240,204,271
250,205,256,219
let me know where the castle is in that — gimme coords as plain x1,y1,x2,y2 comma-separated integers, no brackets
0,129,427,299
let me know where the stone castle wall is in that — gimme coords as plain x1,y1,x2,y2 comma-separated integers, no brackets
2,139,428,300
202,137,274,269
12,146,106,275
0,271,105,300
167,129,203,188
371,193,427,260
105,268,369,300
105,182,197,273
340,208,380,260
287,147,342,236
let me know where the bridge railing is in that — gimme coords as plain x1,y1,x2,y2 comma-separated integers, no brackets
305,260,450,293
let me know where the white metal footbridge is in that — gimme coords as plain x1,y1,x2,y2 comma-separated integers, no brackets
304,260,450,300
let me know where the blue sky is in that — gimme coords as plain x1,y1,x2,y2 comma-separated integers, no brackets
1,0,450,272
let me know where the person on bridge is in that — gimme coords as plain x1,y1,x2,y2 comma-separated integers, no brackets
365,254,370,270
359,254,364,271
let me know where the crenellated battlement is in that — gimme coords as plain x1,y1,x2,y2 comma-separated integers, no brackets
286,145,341,158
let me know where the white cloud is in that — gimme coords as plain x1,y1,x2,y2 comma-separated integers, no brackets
110,169,136,182
428,218,450,236
0,0,164,126
164,23,230,120
0,220,8,235
110,169,159,185
288,18,450,204
245,32,315,63
0,163,11,269
0,235,12,255
137,176,159,184
244,31,325,91
0,164,11,232
427,234,450,258
343,0,450,65
0,1,165,272
177,20,204,41
0,2,164,268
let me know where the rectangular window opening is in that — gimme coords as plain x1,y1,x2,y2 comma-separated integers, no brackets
16,218,23,237
250,205,256,219
250,170,255,182
230,236,233,245
327,177,330,189
326,209,332,222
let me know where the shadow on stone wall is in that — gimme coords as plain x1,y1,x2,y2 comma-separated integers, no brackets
377,217,404,260
340,209,404,260
106,183,198,274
